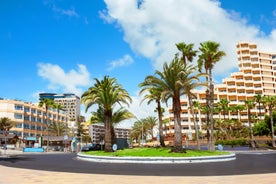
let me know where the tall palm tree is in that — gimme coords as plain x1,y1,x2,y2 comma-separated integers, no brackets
0,117,15,131
176,42,197,66
143,56,186,152
81,76,132,152
139,81,166,147
39,98,54,152
180,64,207,150
52,103,65,136
254,94,263,120
261,95,276,147
198,41,226,151
244,100,256,149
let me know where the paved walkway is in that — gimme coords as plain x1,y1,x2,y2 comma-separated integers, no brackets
0,165,275,184
1,149,276,184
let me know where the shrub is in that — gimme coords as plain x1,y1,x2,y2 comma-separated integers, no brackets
215,139,248,146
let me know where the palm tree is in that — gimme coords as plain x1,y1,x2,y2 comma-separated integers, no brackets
52,103,65,136
198,41,226,151
254,94,263,120
48,121,68,136
217,99,230,121
142,56,186,152
233,104,246,123
180,65,206,150
142,116,157,140
0,117,15,131
261,95,276,147
39,98,55,152
244,100,256,149
176,42,197,66
81,76,132,152
139,81,166,147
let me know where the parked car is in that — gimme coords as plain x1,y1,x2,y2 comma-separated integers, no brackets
81,144,102,151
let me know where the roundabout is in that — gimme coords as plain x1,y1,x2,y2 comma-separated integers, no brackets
77,152,236,164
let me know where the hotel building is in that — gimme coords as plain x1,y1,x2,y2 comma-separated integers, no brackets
163,42,276,140
39,93,81,135
39,93,80,121
89,124,130,144
0,99,68,138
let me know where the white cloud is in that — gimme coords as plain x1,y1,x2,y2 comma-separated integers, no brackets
52,5,79,17
107,54,134,71
37,63,91,97
103,0,276,81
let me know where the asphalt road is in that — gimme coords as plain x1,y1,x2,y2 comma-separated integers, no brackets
0,152,276,176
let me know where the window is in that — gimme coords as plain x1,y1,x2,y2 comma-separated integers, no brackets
14,113,23,119
24,115,30,121
16,123,22,128
24,107,30,112
15,105,23,110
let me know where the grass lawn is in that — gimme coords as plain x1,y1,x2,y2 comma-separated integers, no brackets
83,147,230,157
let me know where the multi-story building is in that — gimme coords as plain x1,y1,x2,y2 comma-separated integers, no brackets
39,93,80,136
89,124,130,144
0,99,68,138
164,42,276,140
39,93,80,121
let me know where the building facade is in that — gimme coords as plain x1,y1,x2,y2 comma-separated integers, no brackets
39,93,80,121
164,42,276,140
0,99,68,138
89,124,130,144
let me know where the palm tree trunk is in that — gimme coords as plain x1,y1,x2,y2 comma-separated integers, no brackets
209,68,215,151
269,108,276,147
248,109,256,149
188,96,200,150
172,96,185,153
157,101,165,147
104,110,113,152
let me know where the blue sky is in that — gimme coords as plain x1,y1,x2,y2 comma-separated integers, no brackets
1,0,276,127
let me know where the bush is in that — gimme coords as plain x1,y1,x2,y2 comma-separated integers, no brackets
215,139,248,147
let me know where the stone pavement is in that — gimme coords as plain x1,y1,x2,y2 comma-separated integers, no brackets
1,149,276,184
0,165,275,184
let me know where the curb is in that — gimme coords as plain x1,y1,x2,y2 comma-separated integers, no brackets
77,153,236,164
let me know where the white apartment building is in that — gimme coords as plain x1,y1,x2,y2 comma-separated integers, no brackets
164,42,276,139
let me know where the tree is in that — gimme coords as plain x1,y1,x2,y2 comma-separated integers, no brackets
48,121,68,136
139,80,166,147
52,103,65,136
0,117,15,131
175,42,197,66
142,56,187,152
254,94,263,120
143,116,157,140
233,104,246,123
261,95,276,147
81,76,132,152
198,41,226,151
244,100,256,149
39,98,55,152
217,99,230,121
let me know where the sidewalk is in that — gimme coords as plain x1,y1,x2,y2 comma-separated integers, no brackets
0,165,275,184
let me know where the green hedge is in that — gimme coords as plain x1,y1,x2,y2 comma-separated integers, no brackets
215,139,248,146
